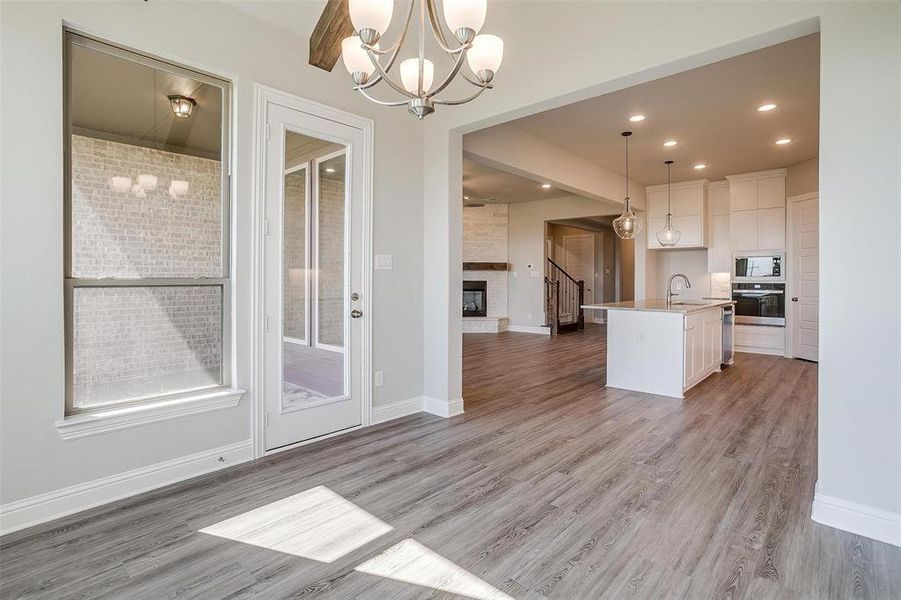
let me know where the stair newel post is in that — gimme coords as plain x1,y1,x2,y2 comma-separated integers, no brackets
577,280,585,330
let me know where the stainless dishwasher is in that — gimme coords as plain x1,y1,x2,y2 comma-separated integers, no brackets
722,305,735,366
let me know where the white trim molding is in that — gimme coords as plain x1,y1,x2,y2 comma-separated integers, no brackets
0,440,253,536
508,325,551,335
423,396,464,418
55,388,245,440
812,492,901,547
371,396,424,424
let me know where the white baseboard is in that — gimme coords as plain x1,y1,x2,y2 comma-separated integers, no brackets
508,325,550,335
812,492,901,547
0,440,253,537
422,396,464,418
372,396,424,424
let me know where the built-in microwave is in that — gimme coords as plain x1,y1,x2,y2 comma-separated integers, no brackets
733,253,785,281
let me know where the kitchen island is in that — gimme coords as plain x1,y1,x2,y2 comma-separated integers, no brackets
583,299,734,398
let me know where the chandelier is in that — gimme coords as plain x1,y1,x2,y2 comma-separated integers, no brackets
613,131,643,239
340,0,504,119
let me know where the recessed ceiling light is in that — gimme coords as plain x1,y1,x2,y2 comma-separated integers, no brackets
629,114,645,122
463,195,469,200
541,183,552,189
693,164,706,170
775,138,792,145
325,167,336,173
757,103,778,112
663,140,678,147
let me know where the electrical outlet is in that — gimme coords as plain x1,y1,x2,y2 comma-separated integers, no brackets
374,255,393,270
374,370,384,387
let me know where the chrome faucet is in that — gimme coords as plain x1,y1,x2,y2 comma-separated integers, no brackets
666,273,692,305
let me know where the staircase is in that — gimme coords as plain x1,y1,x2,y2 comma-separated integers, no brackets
544,259,585,334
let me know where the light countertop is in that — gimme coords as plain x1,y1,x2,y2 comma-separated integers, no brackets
582,298,735,314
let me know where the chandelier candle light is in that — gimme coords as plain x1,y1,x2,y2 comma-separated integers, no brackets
656,160,681,246
341,0,504,119
613,131,643,240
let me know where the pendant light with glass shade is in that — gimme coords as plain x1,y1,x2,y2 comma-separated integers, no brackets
613,131,642,240
656,160,681,247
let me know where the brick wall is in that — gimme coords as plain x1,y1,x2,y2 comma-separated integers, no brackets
70,135,223,405
284,169,306,340
317,173,344,348
462,204,509,318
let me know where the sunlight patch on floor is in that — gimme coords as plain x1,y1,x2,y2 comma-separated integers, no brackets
199,485,392,563
355,538,515,600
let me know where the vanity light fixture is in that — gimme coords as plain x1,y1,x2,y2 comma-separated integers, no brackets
775,138,792,145
168,95,196,118
341,0,503,119
656,160,681,247
757,103,777,112
613,131,642,240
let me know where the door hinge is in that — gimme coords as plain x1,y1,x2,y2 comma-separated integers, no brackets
264,219,270,236
266,123,271,140
264,411,270,427
264,315,270,331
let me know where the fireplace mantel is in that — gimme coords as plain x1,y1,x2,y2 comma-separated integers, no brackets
463,262,508,271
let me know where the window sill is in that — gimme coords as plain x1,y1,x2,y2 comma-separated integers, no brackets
56,388,245,441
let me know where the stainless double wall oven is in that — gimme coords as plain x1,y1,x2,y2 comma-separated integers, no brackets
732,253,786,326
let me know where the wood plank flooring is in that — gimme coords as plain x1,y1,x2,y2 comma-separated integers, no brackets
2,325,899,599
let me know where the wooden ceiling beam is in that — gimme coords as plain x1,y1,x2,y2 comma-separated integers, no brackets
309,0,354,72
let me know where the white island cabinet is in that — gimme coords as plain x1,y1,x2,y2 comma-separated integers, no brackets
583,300,733,399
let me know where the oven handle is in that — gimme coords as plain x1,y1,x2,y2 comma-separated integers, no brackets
733,290,784,296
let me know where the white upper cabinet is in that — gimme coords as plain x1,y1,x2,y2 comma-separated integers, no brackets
707,181,731,272
726,169,787,252
646,179,708,249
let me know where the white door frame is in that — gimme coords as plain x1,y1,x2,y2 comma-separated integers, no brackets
251,84,373,459
785,191,819,360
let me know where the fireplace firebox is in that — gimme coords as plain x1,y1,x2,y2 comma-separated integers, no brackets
463,280,487,317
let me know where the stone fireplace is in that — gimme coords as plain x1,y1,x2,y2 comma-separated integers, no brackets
463,280,487,317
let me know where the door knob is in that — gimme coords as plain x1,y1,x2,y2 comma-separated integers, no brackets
351,309,363,318
791,297,798,302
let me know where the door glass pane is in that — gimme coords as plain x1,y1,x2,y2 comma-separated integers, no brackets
283,159,306,342
281,137,347,411
317,154,346,349
72,286,222,407
67,40,224,278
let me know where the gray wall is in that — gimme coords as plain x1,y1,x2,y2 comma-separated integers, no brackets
0,0,424,504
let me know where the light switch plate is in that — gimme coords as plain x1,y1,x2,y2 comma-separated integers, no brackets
375,254,393,270
374,370,384,387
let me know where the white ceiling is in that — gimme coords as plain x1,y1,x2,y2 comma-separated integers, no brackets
472,33,820,187
69,42,223,157
463,158,566,204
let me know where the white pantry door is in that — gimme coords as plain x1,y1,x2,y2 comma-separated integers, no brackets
563,234,595,304
791,195,819,361
264,103,365,451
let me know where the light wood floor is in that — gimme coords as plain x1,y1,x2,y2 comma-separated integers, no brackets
2,325,899,599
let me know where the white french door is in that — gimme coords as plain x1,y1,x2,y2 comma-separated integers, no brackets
263,102,366,451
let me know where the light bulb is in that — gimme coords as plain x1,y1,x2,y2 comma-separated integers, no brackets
108,176,132,193
467,34,503,82
400,58,434,94
137,174,158,191
443,0,486,39
169,180,189,198
348,0,393,40
341,36,377,83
